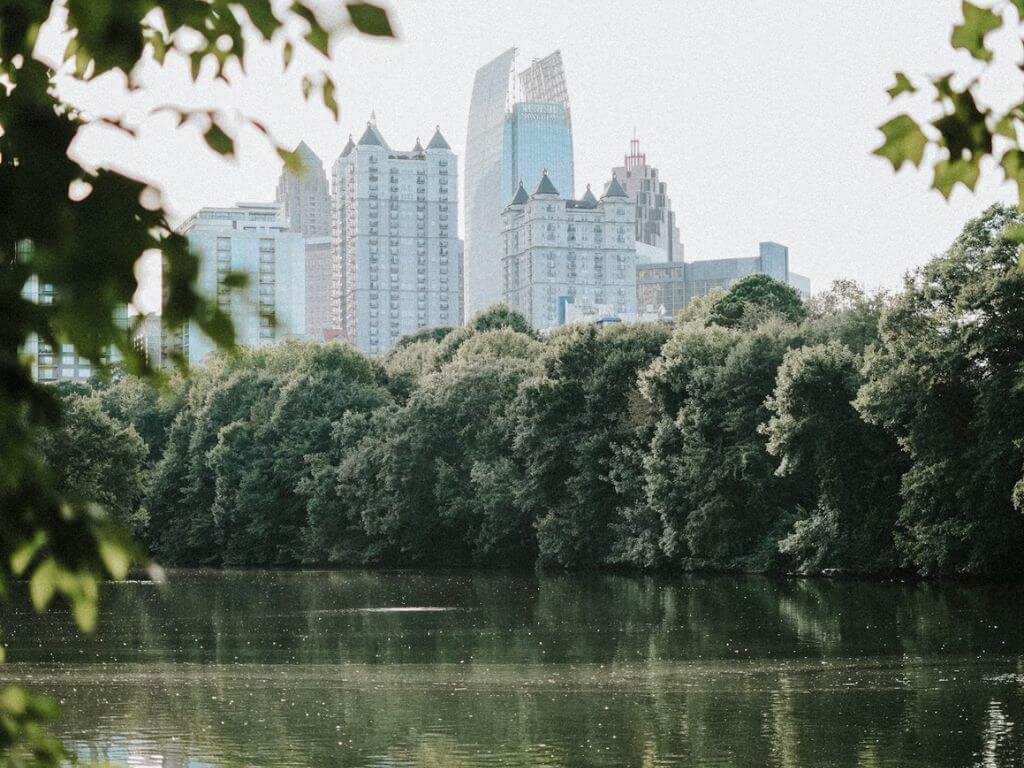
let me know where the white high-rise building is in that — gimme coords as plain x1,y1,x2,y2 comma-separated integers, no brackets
331,118,463,355
180,203,305,364
502,172,637,331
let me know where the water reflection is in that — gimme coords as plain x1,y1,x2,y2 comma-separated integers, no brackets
2,571,1024,767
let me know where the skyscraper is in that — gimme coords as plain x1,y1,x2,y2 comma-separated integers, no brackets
331,118,463,355
610,135,683,261
465,48,574,319
275,141,330,237
180,203,305,364
275,142,335,340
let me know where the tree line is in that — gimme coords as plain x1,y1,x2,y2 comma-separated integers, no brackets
51,205,1024,578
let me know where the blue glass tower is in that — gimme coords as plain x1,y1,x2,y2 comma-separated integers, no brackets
503,101,574,205
465,49,574,319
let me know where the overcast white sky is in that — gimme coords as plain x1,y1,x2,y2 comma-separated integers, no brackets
53,1,1022,310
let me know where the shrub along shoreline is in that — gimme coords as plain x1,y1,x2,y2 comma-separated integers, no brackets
50,205,1024,579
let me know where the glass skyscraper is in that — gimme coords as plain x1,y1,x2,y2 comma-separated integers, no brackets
464,48,574,319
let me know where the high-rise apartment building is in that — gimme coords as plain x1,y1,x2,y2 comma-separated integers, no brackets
331,119,463,355
465,48,574,319
610,135,683,262
502,172,637,331
275,142,331,237
180,203,305,364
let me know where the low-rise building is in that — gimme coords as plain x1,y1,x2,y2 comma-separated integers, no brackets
636,241,811,318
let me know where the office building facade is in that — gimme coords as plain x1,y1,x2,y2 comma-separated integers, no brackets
275,141,331,237
180,203,305,364
331,119,462,355
465,48,574,319
502,172,637,331
610,136,683,261
636,241,811,318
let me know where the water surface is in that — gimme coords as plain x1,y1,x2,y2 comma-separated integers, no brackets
3,570,1024,767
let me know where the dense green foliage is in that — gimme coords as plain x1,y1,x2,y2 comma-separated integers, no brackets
0,2,392,762
58,206,1024,579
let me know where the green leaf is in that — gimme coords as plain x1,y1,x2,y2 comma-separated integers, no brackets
874,115,928,170
10,531,46,576
322,77,339,120
72,597,98,634
283,41,294,69
29,559,57,612
204,124,234,156
950,1,1001,62
278,147,303,172
98,538,132,580
221,271,249,289
993,112,1019,139
932,157,981,198
887,72,916,99
1000,149,1024,206
347,3,394,36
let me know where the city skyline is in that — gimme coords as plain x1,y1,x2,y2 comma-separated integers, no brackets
49,1,1019,315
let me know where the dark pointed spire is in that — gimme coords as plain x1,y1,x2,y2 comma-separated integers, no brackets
578,184,598,208
534,170,559,197
413,136,424,152
426,125,450,150
603,175,628,198
510,180,529,206
340,134,355,158
358,120,388,149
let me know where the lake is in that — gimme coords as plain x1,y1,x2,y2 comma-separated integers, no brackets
2,570,1024,767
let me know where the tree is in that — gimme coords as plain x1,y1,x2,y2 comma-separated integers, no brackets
513,323,671,568
210,343,390,565
764,343,907,574
641,319,809,570
39,394,149,536
856,204,1024,575
706,274,808,328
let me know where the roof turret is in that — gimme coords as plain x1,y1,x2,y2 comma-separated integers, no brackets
533,170,559,197
339,135,355,158
603,176,629,198
578,184,598,208
426,125,450,150
357,121,389,149
509,181,529,206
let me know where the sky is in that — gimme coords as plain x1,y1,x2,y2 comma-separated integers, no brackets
49,1,1022,311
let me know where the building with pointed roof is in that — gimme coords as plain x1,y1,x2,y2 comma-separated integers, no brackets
275,142,333,340
426,126,450,150
331,116,463,355
501,173,637,331
465,48,575,320
275,141,330,238
609,135,683,262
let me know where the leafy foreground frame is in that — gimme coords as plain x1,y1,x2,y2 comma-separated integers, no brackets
1,0,1023,765
0,1,390,763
